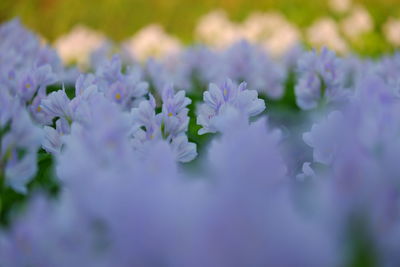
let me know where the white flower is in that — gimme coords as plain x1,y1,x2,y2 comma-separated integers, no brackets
328,0,352,13
195,10,241,49
242,12,300,57
54,25,105,68
123,24,181,61
340,5,373,40
383,18,400,47
307,18,348,53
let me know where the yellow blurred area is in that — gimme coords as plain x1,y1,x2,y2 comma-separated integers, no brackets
0,0,398,42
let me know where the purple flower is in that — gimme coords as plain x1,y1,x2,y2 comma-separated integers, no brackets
302,75,400,266
1,105,43,193
296,162,316,181
94,55,149,110
0,19,61,104
161,85,191,138
222,41,285,99
40,89,73,121
42,122,65,155
131,87,197,162
295,47,346,109
197,79,265,134
75,73,97,97
170,135,197,163
303,111,343,165
0,194,106,267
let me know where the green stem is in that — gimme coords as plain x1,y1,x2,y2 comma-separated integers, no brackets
0,123,5,220
0,165,4,219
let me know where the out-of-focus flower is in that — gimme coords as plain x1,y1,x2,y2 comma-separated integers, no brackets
0,91,15,128
180,45,222,85
170,135,197,163
1,113,338,267
184,118,337,267
1,102,43,193
4,15,400,267
195,10,241,49
54,25,106,68
123,24,182,62
0,194,106,267
302,76,400,267
383,18,400,47
161,86,191,138
197,79,265,134
303,111,343,164
207,117,286,186
42,125,63,155
295,47,347,109
0,19,61,110
94,55,149,110
328,0,352,13
340,6,373,40
40,89,73,121
196,10,300,57
89,41,119,70
296,162,316,181
145,59,172,93
131,86,197,162
283,44,305,70
221,41,285,98
242,12,300,57
307,18,348,53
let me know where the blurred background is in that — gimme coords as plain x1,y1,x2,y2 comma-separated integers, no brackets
1,0,400,57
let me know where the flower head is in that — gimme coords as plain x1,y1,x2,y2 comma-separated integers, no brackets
197,78,265,134
131,87,197,162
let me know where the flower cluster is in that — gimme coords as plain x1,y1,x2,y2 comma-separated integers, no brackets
131,86,197,162
1,19,400,267
197,78,265,134
0,92,42,193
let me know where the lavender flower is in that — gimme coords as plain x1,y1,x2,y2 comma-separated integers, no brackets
40,89,73,121
94,55,148,110
303,111,343,165
1,104,42,193
0,19,63,105
295,47,346,109
42,122,64,155
222,40,285,99
131,86,197,162
2,17,400,267
302,75,400,266
197,79,265,134
160,86,191,138
296,162,316,181
0,194,107,267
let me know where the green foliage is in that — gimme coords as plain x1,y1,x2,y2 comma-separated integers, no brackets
46,84,75,98
351,32,394,57
0,150,59,226
346,213,379,267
